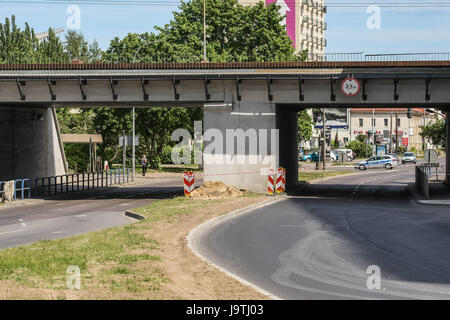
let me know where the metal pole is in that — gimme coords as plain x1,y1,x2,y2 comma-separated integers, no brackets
89,137,92,173
132,108,135,178
390,109,393,153
203,0,207,62
395,112,399,154
123,131,127,173
372,108,375,156
322,108,326,170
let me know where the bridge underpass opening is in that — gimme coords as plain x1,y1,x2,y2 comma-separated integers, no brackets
276,106,449,198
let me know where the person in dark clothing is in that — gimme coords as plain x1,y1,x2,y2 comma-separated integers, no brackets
141,155,148,176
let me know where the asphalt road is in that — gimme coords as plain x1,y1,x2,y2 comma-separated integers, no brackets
194,159,450,299
0,177,183,249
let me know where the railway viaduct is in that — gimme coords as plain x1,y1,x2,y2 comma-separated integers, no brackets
0,61,448,193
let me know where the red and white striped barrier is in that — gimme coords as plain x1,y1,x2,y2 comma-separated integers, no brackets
267,169,276,195
276,167,286,194
183,171,195,196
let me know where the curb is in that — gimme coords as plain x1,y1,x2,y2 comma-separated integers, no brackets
187,197,286,300
124,210,146,220
407,183,450,207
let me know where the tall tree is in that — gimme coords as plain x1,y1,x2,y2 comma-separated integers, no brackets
297,110,313,143
420,120,446,148
64,30,88,62
88,39,103,62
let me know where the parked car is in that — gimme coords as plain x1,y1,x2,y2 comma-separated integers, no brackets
402,152,417,164
355,155,399,170
335,149,354,161
301,151,320,162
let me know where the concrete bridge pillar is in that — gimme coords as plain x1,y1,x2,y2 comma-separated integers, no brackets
203,102,279,193
447,111,450,186
0,107,66,181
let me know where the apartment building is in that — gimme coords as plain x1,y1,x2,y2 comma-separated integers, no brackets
238,0,327,59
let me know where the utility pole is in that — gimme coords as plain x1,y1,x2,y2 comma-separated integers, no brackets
203,0,207,62
132,107,135,177
372,108,375,156
322,108,326,170
395,112,399,154
390,108,393,153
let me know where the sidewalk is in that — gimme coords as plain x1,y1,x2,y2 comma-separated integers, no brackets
408,182,450,206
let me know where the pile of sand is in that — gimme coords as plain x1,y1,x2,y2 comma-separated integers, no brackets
189,181,245,199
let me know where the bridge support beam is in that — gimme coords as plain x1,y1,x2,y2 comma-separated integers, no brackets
203,102,279,193
447,111,450,186
276,106,298,188
0,107,66,181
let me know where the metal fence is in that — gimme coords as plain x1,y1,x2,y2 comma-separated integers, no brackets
0,179,31,201
1,169,133,201
309,52,450,62
31,168,133,197
415,166,430,200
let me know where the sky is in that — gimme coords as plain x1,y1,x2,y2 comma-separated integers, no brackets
0,0,450,54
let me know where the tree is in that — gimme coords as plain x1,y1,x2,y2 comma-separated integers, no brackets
420,120,446,147
100,0,305,168
88,39,103,62
297,110,313,143
64,30,89,62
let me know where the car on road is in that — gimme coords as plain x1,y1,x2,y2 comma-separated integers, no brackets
335,149,354,161
301,151,320,162
402,152,417,164
355,155,399,170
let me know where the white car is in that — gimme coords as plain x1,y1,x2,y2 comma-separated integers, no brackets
402,152,417,164
355,155,399,170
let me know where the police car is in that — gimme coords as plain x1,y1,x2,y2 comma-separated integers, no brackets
355,155,399,170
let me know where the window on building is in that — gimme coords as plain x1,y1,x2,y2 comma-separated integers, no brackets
397,118,401,126
372,118,376,126
359,119,363,127
384,119,388,126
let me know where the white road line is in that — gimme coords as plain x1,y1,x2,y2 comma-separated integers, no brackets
74,214,88,218
0,229,25,235
18,218,27,228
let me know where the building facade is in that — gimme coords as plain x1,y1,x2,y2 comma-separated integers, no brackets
238,0,327,59
349,108,437,153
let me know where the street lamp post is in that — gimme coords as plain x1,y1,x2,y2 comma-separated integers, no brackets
203,0,207,62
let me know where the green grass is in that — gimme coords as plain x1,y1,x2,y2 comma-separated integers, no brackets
299,170,357,183
0,195,228,294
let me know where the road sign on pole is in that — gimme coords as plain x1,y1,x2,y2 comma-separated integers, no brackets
424,149,438,163
119,135,139,147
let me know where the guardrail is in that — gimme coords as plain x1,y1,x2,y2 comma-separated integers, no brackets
0,179,32,201
30,168,133,198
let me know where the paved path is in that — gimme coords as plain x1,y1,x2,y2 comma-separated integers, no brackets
193,160,450,299
0,177,183,249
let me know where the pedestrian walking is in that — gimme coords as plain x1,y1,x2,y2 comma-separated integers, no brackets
141,155,148,176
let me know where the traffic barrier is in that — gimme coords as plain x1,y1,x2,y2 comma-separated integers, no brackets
267,169,276,195
275,167,286,193
183,171,195,196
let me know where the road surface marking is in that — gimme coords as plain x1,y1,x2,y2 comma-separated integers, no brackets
74,215,87,218
18,218,27,228
0,229,25,235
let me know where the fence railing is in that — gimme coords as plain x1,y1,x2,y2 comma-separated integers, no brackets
32,168,133,197
1,169,133,201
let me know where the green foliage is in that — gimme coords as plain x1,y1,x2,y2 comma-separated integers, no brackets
347,140,372,158
420,120,446,147
397,146,407,154
64,30,88,62
356,134,367,143
297,110,313,142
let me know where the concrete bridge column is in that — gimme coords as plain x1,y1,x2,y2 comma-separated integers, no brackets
447,111,450,186
0,107,66,181
203,102,279,193
276,106,298,188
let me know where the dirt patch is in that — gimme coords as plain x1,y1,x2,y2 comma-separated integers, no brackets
189,181,245,199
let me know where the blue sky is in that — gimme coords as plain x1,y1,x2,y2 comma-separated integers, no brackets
1,0,449,54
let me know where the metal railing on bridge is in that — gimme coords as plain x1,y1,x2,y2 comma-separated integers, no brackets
1,169,133,201
308,52,450,62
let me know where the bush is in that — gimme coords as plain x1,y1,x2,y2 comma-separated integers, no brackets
347,140,372,158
